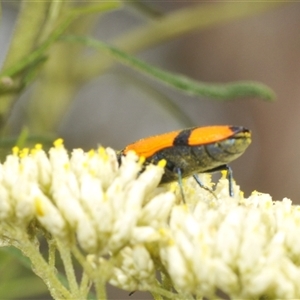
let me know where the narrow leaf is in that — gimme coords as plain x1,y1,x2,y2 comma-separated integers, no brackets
62,35,275,101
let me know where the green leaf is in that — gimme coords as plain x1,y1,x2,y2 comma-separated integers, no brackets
0,247,76,299
0,2,122,80
62,35,276,101
0,248,49,298
0,275,48,299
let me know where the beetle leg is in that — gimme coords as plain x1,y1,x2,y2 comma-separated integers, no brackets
192,174,217,199
203,164,234,197
226,165,234,197
174,167,186,204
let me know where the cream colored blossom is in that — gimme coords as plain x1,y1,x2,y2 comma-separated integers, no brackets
1,141,300,299
108,244,156,291
1,142,170,253
159,179,300,299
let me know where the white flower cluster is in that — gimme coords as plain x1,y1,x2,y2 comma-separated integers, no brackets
0,140,173,253
1,140,300,299
160,189,300,299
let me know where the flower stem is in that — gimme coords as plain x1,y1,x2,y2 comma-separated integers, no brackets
14,231,72,299
57,240,81,298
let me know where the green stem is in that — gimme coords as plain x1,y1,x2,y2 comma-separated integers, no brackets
38,1,65,43
149,284,179,299
94,275,107,300
71,245,93,275
56,240,80,298
47,238,57,269
0,1,121,132
160,270,173,293
14,232,72,299
0,1,52,129
72,246,107,299
1,1,50,72
79,271,91,299
0,2,121,79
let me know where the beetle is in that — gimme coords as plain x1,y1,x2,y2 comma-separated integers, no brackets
118,125,251,199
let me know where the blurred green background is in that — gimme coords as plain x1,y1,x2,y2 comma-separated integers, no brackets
0,1,299,299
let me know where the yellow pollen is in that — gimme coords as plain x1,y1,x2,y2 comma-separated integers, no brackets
158,159,167,168
89,169,96,177
158,228,167,236
64,163,70,170
182,204,188,212
138,156,146,165
169,182,177,193
35,144,42,150
30,149,37,155
168,239,175,246
12,146,19,155
35,197,45,216
54,138,64,148
103,193,108,202
98,147,108,161
19,148,29,158
264,200,272,209
221,170,227,179
88,149,95,157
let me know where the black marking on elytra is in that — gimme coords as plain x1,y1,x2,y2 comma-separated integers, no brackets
173,129,192,146
229,126,243,135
